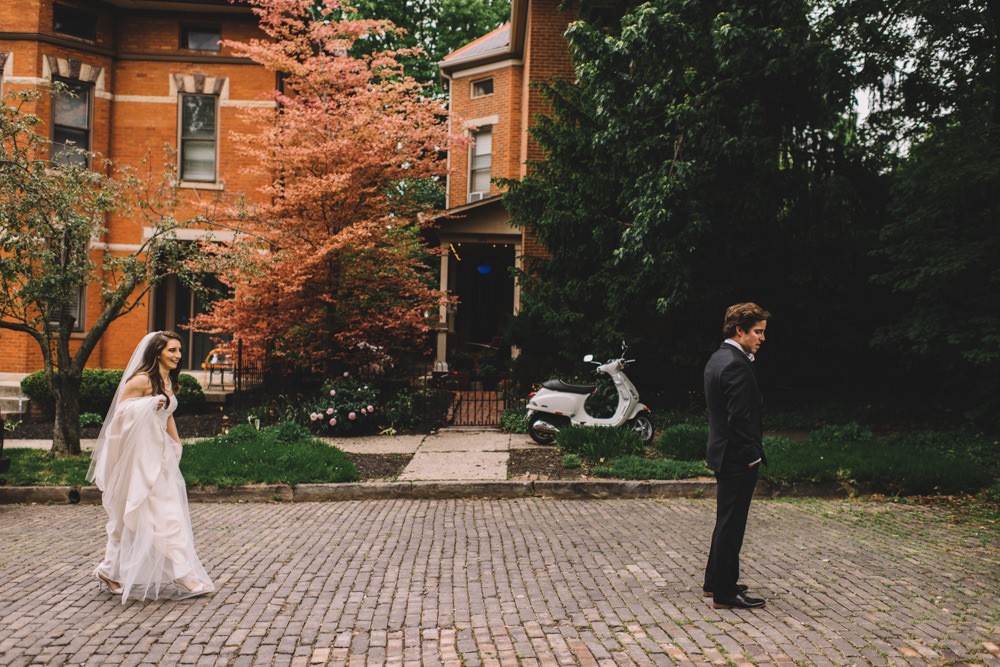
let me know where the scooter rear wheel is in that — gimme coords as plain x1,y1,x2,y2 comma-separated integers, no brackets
527,413,559,445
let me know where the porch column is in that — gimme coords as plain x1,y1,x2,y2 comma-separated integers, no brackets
436,245,450,368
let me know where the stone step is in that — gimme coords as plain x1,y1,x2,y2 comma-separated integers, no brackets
0,380,25,399
0,395,29,417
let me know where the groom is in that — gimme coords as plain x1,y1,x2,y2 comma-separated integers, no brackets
702,302,770,609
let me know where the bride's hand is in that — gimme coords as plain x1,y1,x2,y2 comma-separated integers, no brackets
156,396,167,410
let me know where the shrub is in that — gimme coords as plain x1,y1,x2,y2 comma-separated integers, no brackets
21,369,205,417
761,429,996,496
380,388,418,433
562,453,582,468
657,424,708,461
177,373,206,412
500,406,529,433
22,369,123,417
806,422,875,448
80,412,104,427
300,374,382,436
593,456,711,480
556,425,644,462
180,422,360,486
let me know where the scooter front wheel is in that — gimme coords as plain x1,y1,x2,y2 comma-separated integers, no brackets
629,413,655,446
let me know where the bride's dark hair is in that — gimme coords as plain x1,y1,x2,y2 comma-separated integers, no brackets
131,331,182,397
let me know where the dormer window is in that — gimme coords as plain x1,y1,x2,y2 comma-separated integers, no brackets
471,78,494,98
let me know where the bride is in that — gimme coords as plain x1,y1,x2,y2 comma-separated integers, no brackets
87,331,214,602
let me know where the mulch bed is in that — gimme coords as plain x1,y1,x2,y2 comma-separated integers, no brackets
506,447,590,480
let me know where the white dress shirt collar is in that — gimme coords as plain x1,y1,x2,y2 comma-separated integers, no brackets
724,337,754,362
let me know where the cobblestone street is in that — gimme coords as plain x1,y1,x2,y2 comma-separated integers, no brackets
2,498,998,666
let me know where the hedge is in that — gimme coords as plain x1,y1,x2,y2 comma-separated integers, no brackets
20,369,205,417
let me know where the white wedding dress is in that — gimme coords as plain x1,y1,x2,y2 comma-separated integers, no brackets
89,393,214,603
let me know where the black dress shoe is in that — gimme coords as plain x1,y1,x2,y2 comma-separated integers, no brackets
702,584,749,598
712,592,765,609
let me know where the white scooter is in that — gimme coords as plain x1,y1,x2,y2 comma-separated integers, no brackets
524,345,653,446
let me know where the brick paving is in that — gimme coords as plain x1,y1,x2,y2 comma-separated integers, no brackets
1,498,998,666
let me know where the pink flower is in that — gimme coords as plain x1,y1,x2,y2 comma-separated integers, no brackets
343,372,349,377
348,412,357,420
329,389,336,397
309,413,318,421
326,408,334,415
367,405,374,412
329,418,337,426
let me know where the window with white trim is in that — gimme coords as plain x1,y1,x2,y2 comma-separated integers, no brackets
471,78,494,98
469,127,492,201
179,94,218,182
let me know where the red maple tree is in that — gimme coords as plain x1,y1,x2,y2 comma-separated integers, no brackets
195,0,461,372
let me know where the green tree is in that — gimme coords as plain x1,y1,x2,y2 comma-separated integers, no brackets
350,0,511,89
192,0,460,373
503,0,880,394
0,88,198,456
818,0,1000,422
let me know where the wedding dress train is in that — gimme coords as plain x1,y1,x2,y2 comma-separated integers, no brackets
89,393,214,602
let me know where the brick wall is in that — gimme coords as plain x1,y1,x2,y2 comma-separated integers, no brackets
521,0,575,170
0,0,270,373
447,64,525,206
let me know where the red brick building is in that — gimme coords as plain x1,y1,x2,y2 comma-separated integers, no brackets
0,0,270,373
433,0,576,369
0,0,583,378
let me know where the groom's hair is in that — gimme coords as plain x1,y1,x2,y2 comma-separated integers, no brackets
722,303,771,338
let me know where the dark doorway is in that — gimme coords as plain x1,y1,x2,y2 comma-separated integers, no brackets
152,275,228,371
450,242,515,355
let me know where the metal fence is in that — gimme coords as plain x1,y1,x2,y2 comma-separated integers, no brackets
231,339,267,413
228,351,521,429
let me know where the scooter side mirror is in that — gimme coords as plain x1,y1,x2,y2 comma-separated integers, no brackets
582,354,594,363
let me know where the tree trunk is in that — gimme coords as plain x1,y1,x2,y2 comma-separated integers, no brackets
51,373,83,457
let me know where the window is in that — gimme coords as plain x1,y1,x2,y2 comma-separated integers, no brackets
181,26,221,51
52,78,91,167
179,94,217,182
53,4,97,41
471,78,494,98
469,127,492,201
48,286,86,332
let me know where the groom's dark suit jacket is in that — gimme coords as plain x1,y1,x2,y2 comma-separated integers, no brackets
704,343,766,472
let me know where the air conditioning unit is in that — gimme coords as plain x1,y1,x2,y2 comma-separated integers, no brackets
468,192,486,202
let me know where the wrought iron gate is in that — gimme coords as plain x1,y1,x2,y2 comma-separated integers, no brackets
416,374,515,428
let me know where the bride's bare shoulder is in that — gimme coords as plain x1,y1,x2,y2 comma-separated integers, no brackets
121,372,153,399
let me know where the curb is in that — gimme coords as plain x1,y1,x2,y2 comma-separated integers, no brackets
0,479,848,504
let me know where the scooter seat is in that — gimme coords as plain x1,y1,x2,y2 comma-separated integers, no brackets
542,379,596,394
